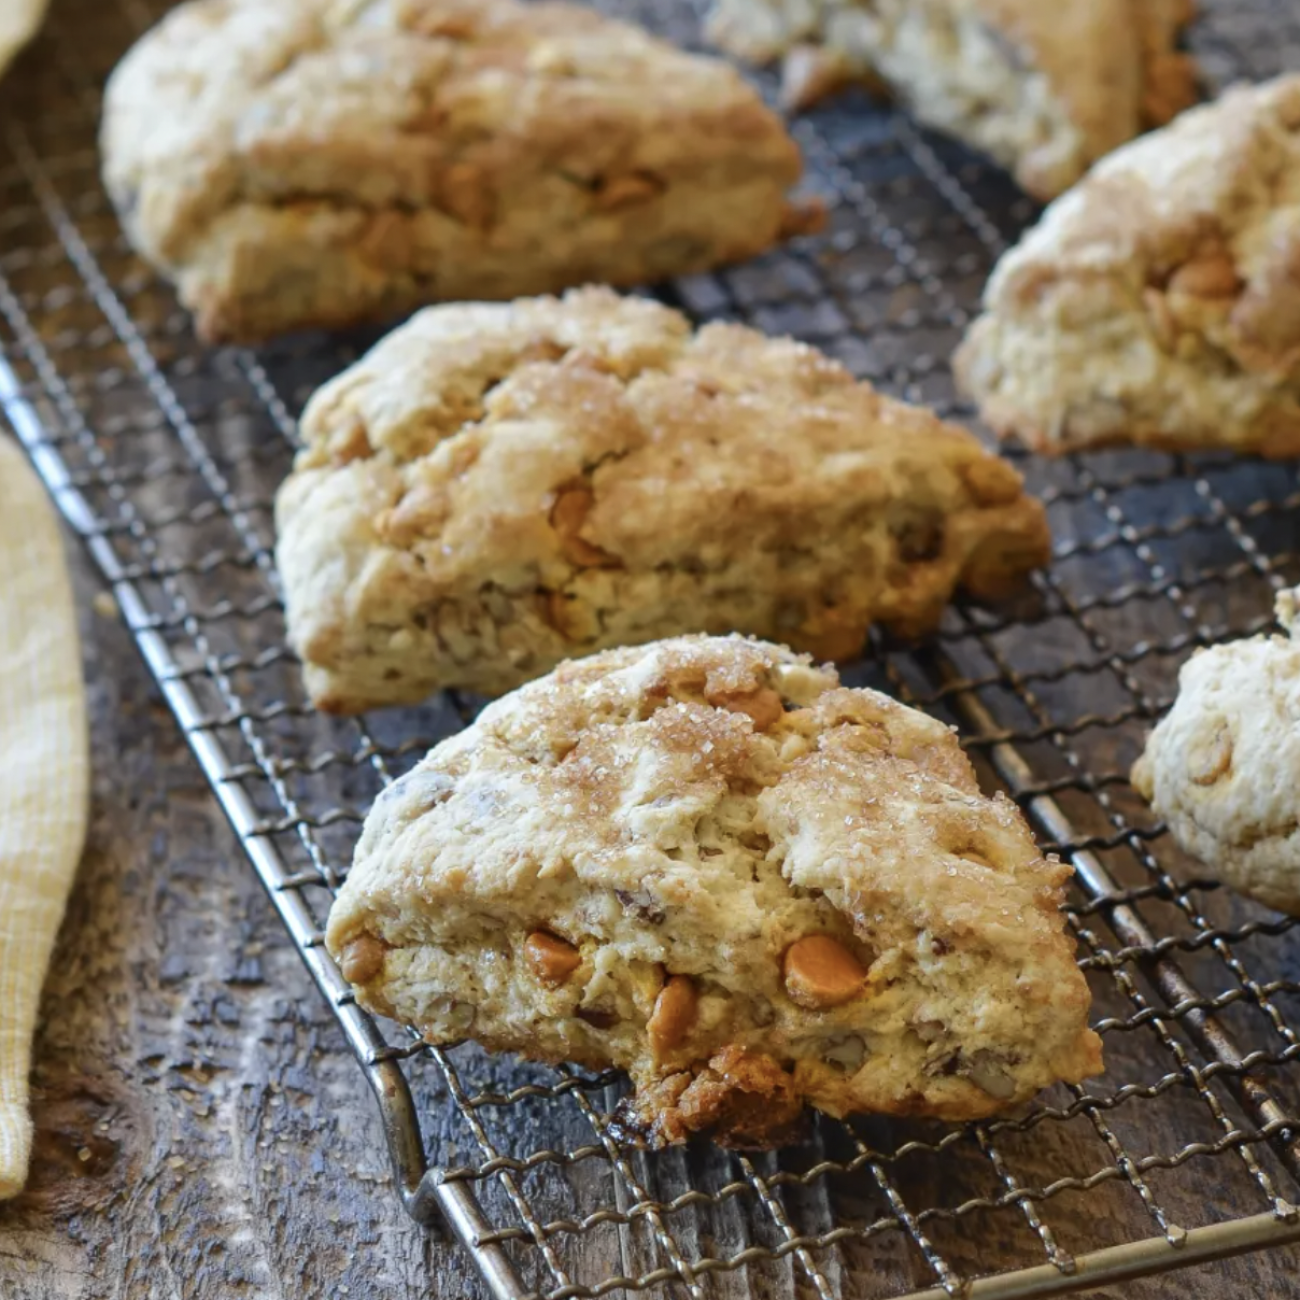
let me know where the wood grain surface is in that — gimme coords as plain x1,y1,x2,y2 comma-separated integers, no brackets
0,543,1295,1300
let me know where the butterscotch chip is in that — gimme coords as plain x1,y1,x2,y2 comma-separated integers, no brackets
958,77,1300,458
550,485,617,569
708,0,1195,201
647,976,698,1057
549,484,590,530
277,287,1049,712
592,173,664,212
100,0,812,343
339,935,387,985
782,935,867,1009
1133,589,1300,916
1167,248,1242,301
325,634,1102,1149
1187,728,1234,788
711,687,785,732
524,931,581,986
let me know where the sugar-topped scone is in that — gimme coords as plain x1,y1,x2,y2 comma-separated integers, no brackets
958,77,1300,456
275,287,1051,712
327,635,1103,1147
707,0,1196,200
1133,589,1300,914
100,0,818,343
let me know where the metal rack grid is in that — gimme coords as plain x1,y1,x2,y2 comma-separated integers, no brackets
5,0,1300,1296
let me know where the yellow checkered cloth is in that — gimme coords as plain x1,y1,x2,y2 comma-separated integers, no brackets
0,0,48,80
0,434,88,1199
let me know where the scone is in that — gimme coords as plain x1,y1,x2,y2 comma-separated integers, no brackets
100,0,818,343
957,76,1300,457
275,287,1051,713
707,0,1196,200
327,635,1103,1147
1133,590,1300,915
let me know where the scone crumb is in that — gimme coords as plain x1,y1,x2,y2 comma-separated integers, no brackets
668,1047,804,1147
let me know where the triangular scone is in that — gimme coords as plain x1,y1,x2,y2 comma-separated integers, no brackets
958,77,1300,457
708,0,1196,200
276,287,1050,712
100,0,817,343
327,636,1102,1147
1133,590,1300,915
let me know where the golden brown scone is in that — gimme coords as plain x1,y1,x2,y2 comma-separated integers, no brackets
708,0,1197,200
1133,590,1300,915
326,635,1103,1148
957,77,1300,456
275,287,1051,712
100,0,818,343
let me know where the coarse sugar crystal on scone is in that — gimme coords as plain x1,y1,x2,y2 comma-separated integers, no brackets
326,634,1103,1148
276,286,1050,713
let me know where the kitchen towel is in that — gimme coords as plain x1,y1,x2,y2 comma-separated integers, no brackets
0,434,89,1199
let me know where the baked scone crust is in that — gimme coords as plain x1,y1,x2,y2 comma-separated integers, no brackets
707,0,1196,200
100,0,815,343
1133,590,1300,915
957,76,1300,457
275,287,1051,712
326,635,1102,1147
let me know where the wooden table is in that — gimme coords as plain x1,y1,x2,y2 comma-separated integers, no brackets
0,543,1295,1300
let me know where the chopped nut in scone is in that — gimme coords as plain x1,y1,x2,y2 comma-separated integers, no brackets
707,0,1196,200
276,287,1050,712
958,76,1300,457
1133,589,1300,915
100,0,819,343
326,636,1103,1147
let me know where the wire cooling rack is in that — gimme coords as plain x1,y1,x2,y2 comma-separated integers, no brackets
5,1,1300,1296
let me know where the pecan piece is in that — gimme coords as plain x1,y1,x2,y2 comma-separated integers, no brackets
550,484,618,568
